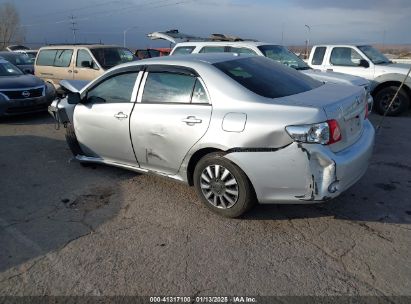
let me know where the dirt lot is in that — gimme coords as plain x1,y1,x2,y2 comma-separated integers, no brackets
0,112,410,297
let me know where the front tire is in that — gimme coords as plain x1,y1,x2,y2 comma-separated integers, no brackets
193,153,256,218
374,86,409,116
65,123,84,157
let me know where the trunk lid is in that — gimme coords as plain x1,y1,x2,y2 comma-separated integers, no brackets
281,83,367,152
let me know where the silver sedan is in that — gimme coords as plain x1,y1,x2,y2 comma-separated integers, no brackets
49,54,375,217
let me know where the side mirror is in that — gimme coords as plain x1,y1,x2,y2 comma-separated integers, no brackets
67,92,81,104
81,61,92,68
359,59,370,68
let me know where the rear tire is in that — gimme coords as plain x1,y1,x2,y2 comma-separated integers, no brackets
374,86,409,116
193,152,256,218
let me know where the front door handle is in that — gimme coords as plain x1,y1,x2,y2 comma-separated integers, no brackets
327,68,333,72
182,116,202,125
114,112,128,119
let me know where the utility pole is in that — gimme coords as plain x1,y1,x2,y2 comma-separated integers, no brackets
69,15,78,43
382,29,386,50
305,24,311,59
281,23,285,45
123,26,137,48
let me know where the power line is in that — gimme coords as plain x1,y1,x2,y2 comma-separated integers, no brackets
21,0,193,28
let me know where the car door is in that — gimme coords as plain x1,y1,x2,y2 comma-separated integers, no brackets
53,48,75,82
325,47,375,80
73,69,142,166
73,48,102,81
130,67,212,175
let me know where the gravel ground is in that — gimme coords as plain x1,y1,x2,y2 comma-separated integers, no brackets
0,112,410,297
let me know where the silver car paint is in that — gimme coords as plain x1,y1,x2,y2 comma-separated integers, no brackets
53,54,375,204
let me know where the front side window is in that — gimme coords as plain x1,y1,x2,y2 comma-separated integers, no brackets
213,57,321,99
311,47,326,65
87,72,138,103
172,46,195,55
76,49,97,69
54,49,73,67
90,48,136,69
36,50,57,66
199,46,226,53
142,72,196,104
257,45,310,70
330,47,363,66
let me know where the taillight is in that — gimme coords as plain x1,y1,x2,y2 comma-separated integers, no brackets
327,119,342,145
285,120,342,145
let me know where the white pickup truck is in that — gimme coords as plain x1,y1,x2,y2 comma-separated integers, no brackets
308,45,411,116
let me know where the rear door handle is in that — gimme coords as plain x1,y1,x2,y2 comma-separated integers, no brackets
73,70,78,74
114,112,128,119
182,116,202,125
327,69,333,72
68,70,72,73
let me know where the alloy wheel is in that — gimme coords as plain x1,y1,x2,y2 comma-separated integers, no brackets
200,165,239,209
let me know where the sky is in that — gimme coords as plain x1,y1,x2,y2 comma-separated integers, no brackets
3,0,411,49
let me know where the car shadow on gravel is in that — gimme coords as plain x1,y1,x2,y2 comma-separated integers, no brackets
0,112,54,125
0,135,136,272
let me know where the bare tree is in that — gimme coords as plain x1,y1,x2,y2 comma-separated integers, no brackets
0,2,25,50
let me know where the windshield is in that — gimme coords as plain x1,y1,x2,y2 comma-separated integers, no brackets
213,57,321,99
258,45,310,70
0,53,32,65
357,45,390,64
0,61,23,76
90,47,136,69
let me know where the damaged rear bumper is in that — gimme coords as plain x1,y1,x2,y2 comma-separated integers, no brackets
225,120,375,204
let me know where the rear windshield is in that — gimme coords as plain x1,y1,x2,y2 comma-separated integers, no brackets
257,45,310,70
90,47,136,69
0,61,23,76
213,56,321,99
0,53,32,65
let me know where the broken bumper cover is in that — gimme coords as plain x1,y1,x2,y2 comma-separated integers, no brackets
225,120,375,204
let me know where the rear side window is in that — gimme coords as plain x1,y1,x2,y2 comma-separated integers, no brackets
172,46,195,55
36,49,73,67
36,50,57,66
311,47,326,65
191,80,209,104
213,57,321,99
229,47,257,55
199,46,226,53
142,72,196,104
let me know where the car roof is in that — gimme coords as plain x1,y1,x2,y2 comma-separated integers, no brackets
173,41,273,48
39,44,124,50
119,53,254,68
0,51,20,56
